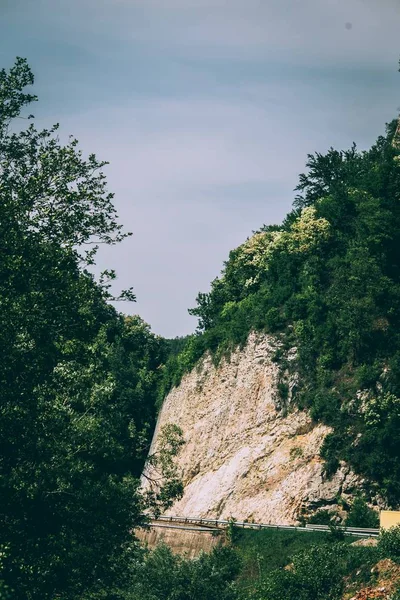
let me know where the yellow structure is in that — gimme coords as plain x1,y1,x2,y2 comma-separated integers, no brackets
380,511,400,530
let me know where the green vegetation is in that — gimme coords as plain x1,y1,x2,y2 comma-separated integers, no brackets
245,542,381,600
126,543,241,600
2,54,400,599
378,524,400,562
0,58,182,599
161,110,400,506
303,496,380,528
128,526,400,600
232,527,344,582
345,496,380,528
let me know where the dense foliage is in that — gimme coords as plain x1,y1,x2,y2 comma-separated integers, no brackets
122,526,400,600
2,54,400,599
378,524,400,562
126,543,241,600
0,58,181,599
247,542,380,600
243,524,400,600
161,115,400,506
233,527,337,582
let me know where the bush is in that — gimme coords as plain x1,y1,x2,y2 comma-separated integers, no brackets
345,497,379,528
127,543,241,600
378,525,400,562
390,584,400,600
253,544,348,600
307,510,335,525
251,543,383,600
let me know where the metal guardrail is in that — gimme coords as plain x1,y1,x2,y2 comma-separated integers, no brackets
147,523,220,533
305,524,379,535
148,515,379,538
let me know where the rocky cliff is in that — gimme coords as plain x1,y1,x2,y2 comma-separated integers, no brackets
146,332,362,525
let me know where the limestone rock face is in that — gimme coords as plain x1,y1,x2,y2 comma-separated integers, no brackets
147,332,361,525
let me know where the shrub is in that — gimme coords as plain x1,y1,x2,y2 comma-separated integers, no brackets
307,510,335,526
378,525,400,562
254,544,348,600
345,497,379,528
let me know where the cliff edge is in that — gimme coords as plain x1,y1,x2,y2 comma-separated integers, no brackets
146,332,361,524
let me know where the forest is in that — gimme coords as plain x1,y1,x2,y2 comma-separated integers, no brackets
1,57,400,599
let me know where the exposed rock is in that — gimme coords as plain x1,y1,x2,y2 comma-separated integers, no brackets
145,332,363,525
346,560,400,599
351,538,378,547
135,525,224,558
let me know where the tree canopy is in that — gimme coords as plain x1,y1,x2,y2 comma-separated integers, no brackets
0,58,181,600
163,114,400,505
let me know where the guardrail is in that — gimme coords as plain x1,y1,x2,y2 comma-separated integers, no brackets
305,524,379,535
148,515,379,538
148,523,221,533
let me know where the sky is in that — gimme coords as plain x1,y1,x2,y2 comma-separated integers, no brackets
1,0,399,338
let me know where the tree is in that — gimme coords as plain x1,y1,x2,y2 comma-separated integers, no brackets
0,58,180,599
127,543,241,600
254,544,348,600
378,525,400,562
344,497,379,528
163,112,400,505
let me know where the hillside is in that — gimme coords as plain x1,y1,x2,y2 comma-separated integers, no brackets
2,55,400,600
153,118,400,520
146,332,366,524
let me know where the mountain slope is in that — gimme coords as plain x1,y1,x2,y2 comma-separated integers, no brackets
148,332,369,524
156,119,400,511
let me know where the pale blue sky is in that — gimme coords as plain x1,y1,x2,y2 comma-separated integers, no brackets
1,0,399,337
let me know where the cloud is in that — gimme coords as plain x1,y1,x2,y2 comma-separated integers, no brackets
4,0,400,69
1,0,399,337
26,0,399,69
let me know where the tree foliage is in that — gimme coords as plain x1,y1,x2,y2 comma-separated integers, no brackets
125,543,241,600
0,58,181,599
344,497,380,528
162,112,400,503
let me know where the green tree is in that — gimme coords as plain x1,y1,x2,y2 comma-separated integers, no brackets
253,544,350,600
127,543,241,600
0,58,180,599
378,525,400,562
345,497,379,528
168,112,400,504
